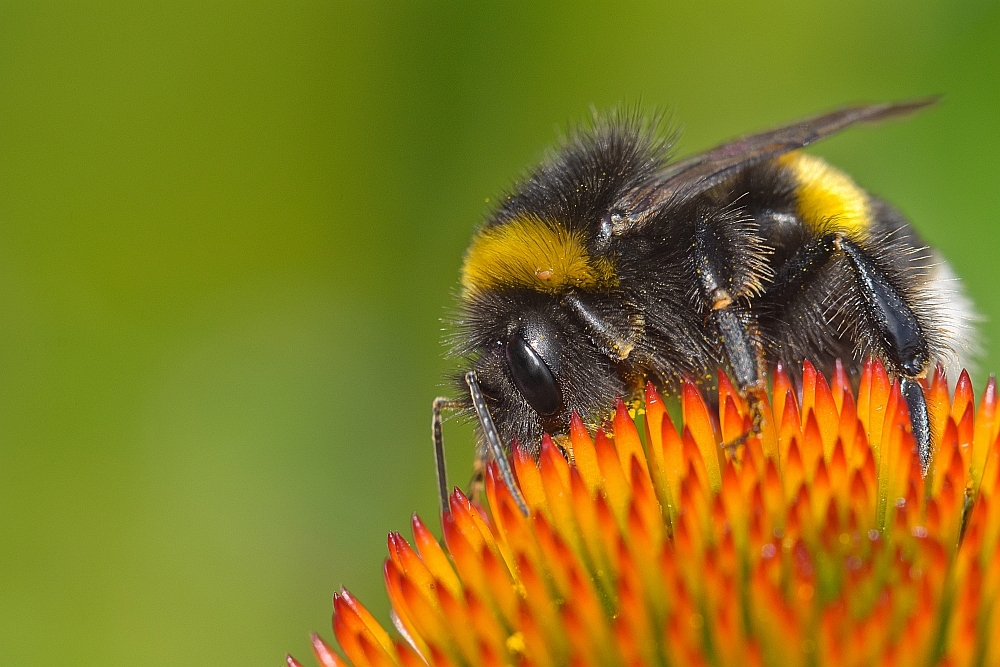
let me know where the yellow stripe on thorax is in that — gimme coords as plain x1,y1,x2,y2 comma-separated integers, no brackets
779,151,870,237
461,216,616,296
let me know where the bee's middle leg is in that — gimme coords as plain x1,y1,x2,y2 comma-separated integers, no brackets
712,307,769,455
691,211,770,453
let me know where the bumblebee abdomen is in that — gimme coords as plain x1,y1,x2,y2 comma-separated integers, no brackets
778,151,872,238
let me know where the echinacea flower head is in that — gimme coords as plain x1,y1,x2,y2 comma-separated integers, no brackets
290,359,1000,667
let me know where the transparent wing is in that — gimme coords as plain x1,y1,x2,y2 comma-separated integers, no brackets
621,97,937,220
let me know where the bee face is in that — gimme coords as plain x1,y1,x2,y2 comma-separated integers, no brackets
457,287,627,452
442,99,978,486
504,320,562,417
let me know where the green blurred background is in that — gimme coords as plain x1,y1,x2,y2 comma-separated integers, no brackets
1,1,998,665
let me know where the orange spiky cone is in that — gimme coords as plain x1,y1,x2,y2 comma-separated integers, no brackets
290,360,1000,667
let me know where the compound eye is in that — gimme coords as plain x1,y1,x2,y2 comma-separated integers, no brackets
505,334,562,417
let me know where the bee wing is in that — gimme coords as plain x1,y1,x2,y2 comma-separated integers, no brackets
623,98,937,218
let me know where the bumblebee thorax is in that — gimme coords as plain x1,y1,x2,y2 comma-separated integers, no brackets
460,215,617,297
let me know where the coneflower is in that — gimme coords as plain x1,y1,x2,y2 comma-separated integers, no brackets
290,359,1000,667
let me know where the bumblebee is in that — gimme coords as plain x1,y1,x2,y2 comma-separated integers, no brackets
432,99,976,515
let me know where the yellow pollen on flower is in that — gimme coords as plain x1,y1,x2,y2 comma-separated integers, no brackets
291,359,1000,667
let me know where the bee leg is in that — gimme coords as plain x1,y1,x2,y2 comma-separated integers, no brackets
713,307,769,456
839,238,933,471
692,214,769,453
900,378,931,473
768,232,933,470
431,397,463,516
465,371,531,516
467,456,487,511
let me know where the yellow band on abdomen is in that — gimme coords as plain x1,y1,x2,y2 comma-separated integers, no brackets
779,151,870,237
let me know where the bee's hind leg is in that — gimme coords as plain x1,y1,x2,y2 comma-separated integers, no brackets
761,232,934,471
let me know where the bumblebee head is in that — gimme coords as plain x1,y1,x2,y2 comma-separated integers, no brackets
503,316,563,418
449,111,671,454
453,287,631,455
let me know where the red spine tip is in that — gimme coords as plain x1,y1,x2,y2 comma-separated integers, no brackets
984,375,997,405
540,432,556,451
